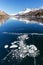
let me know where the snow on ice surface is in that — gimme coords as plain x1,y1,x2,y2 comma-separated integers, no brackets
4,34,39,62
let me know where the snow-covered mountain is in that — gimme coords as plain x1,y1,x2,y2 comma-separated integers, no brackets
0,10,9,19
15,6,43,16
16,8,39,15
0,10,9,15
18,8,31,15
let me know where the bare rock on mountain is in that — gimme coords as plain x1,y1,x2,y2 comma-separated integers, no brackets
0,10,9,19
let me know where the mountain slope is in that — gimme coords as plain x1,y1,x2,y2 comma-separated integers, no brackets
0,10,9,19
15,7,43,18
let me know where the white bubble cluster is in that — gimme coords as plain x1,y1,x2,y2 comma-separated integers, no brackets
4,34,39,61
4,45,8,48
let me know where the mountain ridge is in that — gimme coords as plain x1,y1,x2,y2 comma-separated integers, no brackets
15,6,43,18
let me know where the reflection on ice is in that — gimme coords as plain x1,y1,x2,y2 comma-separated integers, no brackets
0,16,43,26
0,17,9,25
11,17,43,26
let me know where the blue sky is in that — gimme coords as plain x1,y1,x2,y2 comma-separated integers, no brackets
0,0,43,14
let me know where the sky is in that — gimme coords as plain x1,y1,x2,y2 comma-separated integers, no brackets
0,0,43,14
